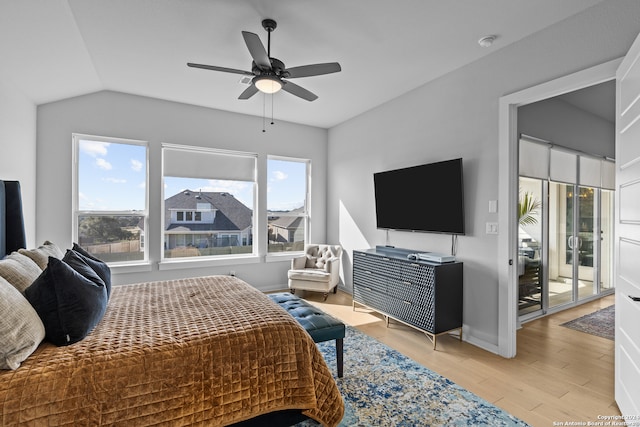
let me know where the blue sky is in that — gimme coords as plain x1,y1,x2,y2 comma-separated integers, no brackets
79,140,307,212
78,140,146,211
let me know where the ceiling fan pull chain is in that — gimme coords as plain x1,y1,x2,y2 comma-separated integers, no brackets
262,93,266,132
271,94,275,125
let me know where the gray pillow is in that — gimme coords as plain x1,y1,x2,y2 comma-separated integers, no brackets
18,240,65,270
0,276,45,370
0,252,42,294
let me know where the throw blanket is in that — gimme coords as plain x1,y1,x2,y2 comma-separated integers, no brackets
0,275,344,426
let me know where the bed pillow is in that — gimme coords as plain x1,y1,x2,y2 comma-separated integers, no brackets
18,240,65,270
0,252,42,294
0,276,45,370
25,256,108,346
62,250,105,287
71,243,112,298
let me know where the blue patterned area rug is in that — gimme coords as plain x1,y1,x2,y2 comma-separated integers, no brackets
560,305,615,341
300,326,529,427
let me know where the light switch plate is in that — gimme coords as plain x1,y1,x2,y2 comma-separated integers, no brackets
486,222,498,234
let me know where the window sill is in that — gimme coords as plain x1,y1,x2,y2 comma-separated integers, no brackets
265,251,304,263
109,262,153,275
158,254,260,271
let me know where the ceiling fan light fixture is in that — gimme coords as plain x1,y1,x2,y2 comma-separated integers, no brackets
254,75,282,94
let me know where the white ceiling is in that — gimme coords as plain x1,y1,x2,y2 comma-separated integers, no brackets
0,0,607,128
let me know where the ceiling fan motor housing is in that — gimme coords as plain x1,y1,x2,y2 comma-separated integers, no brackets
252,58,285,77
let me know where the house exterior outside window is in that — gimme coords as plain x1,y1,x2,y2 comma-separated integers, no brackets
267,157,310,253
163,189,252,255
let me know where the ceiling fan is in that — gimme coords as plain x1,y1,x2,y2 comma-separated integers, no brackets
187,19,341,102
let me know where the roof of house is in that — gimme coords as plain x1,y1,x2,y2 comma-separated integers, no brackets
164,190,252,232
269,207,304,229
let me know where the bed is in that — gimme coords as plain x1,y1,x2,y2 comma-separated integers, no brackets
0,180,344,426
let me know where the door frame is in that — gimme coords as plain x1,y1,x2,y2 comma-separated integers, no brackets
497,58,621,358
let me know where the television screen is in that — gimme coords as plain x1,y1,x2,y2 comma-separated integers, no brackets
373,158,465,234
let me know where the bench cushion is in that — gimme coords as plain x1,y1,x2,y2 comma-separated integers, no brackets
268,293,345,343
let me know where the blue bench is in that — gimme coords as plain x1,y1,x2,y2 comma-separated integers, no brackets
268,292,345,378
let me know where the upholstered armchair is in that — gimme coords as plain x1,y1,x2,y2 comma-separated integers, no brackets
288,244,343,300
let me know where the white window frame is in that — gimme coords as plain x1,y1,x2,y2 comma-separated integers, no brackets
159,143,258,269
72,133,149,268
266,155,311,257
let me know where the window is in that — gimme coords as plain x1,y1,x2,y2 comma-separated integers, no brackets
267,157,309,253
73,134,148,264
162,144,256,259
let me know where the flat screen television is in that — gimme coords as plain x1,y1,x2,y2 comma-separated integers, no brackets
374,158,465,235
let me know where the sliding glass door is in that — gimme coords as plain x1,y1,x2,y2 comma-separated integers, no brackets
518,137,615,319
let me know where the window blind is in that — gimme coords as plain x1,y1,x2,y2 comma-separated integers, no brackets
519,137,614,190
163,145,256,182
519,138,549,180
549,147,577,184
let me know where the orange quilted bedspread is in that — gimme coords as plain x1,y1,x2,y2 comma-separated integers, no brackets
0,276,344,426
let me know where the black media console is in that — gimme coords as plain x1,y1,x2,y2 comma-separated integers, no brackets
352,246,463,349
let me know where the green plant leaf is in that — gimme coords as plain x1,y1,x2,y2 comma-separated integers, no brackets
518,190,542,226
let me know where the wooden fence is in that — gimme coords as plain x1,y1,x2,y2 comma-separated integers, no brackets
85,240,140,255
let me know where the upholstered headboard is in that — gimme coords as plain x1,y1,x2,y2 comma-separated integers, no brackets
0,180,26,258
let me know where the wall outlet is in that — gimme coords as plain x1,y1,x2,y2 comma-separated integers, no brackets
486,222,498,234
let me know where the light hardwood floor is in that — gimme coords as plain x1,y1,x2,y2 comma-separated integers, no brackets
294,290,618,427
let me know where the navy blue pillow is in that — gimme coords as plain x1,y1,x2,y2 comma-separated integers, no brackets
25,256,108,346
62,249,104,287
71,243,112,298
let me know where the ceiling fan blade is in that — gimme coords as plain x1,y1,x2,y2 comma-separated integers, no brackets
285,62,341,79
281,81,318,101
238,84,259,100
241,31,271,71
187,62,253,76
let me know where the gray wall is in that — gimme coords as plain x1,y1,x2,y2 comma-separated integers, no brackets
36,90,328,289
0,80,37,247
518,97,615,158
326,0,640,351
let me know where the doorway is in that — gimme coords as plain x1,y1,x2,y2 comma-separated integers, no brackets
497,58,621,358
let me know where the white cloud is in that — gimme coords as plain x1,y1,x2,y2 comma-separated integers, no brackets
272,171,287,181
103,177,126,184
80,140,109,157
130,159,143,172
95,158,112,170
78,192,92,207
203,179,249,195
139,181,146,189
